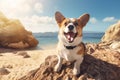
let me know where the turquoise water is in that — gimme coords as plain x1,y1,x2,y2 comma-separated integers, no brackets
33,32,104,48
83,32,104,43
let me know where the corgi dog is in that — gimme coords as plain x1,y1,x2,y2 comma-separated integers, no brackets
54,11,90,75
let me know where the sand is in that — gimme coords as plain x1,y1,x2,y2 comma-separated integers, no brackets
0,49,57,80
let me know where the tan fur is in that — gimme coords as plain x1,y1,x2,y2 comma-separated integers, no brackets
77,42,86,55
76,25,83,37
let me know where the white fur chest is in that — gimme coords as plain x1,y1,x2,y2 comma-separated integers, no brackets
58,45,83,61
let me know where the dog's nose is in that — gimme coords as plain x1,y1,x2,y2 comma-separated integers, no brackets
68,25,74,31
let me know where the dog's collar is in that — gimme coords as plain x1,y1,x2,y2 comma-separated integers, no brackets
64,42,85,50
64,45,77,49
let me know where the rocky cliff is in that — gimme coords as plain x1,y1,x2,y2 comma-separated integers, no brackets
101,21,120,49
0,12,38,49
102,21,120,42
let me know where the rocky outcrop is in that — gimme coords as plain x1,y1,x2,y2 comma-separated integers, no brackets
101,21,120,42
0,12,38,49
19,43,120,80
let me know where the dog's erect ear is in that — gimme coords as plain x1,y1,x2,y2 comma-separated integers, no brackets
78,14,90,27
55,11,65,24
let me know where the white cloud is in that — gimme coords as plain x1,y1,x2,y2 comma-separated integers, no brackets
0,0,58,32
90,17,97,24
0,0,35,18
34,3,43,13
31,15,55,24
103,17,118,22
19,15,58,33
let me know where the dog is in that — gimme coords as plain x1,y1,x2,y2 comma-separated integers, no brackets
54,11,90,75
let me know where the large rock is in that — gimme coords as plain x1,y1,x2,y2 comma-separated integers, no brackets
101,21,120,42
0,12,38,49
19,43,120,80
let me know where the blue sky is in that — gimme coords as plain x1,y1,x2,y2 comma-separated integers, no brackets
0,0,120,32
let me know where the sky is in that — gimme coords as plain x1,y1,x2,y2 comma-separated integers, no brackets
0,0,120,33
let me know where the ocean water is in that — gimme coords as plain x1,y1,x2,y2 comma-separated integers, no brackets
33,32,104,49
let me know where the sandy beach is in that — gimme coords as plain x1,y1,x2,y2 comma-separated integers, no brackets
0,48,57,80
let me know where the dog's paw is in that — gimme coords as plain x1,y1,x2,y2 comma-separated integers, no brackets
73,68,80,75
54,65,61,72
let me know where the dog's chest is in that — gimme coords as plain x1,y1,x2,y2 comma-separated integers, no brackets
59,47,82,61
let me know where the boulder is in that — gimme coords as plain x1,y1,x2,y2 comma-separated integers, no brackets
0,12,38,49
0,68,10,75
19,43,120,80
101,21,120,42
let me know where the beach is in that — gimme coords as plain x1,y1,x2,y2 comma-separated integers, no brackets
0,31,120,80
0,32,104,80
0,49,57,80
0,0,119,79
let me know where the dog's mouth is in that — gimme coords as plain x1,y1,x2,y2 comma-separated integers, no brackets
64,32,77,43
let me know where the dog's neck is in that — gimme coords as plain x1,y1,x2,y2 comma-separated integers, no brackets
64,45,77,49
64,42,82,50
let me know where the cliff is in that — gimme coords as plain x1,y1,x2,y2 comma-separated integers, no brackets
0,12,38,49
102,21,120,42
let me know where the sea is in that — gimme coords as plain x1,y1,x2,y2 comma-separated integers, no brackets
33,32,104,49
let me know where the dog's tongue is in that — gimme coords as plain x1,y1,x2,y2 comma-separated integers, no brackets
65,32,75,42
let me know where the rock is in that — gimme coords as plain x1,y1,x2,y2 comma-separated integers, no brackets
2,65,13,69
101,21,120,42
19,44,120,80
0,68,10,75
0,12,38,49
86,43,98,54
0,54,3,56
0,47,17,53
17,51,30,58
109,41,120,49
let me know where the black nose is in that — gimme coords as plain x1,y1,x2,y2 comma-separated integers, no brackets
68,25,74,30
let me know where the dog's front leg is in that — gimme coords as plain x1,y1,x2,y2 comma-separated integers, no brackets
54,55,63,72
73,57,83,75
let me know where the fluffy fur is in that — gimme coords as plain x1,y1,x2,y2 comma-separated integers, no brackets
54,11,90,75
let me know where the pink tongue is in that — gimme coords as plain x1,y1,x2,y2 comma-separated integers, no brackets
66,32,75,42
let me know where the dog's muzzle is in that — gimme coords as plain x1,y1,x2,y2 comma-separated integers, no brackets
64,23,77,43
68,25,74,31
64,32,77,43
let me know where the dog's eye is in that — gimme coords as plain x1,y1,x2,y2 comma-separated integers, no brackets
74,22,78,26
64,22,67,26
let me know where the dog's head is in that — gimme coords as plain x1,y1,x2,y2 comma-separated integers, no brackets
55,11,90,45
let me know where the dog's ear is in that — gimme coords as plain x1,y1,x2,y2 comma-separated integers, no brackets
78,14,90,27
55,11,65,24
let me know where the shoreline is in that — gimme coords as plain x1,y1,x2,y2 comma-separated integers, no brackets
0,43,57,53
